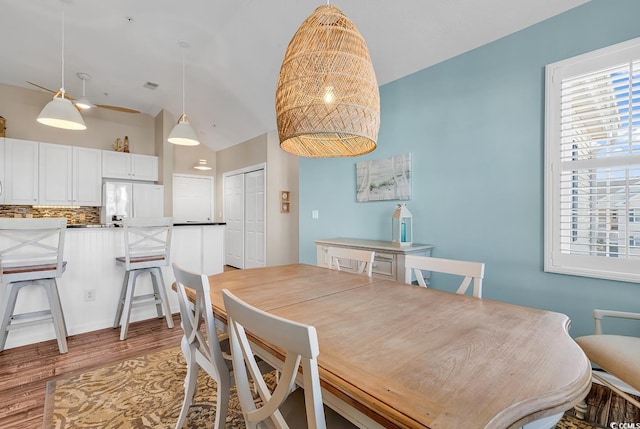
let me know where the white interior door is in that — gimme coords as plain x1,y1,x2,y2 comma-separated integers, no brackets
172,174,214,222
224,173,245,268
244,169,265,269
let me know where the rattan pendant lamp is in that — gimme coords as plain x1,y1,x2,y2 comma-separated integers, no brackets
275,3,380,158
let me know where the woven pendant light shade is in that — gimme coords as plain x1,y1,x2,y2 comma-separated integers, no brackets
275,4,380,158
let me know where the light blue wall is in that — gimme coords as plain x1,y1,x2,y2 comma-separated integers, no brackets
298,0,640,338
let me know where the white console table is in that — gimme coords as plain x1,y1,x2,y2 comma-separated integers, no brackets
315,237,434,284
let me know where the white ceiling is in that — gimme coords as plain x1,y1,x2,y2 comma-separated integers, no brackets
0,0,589,151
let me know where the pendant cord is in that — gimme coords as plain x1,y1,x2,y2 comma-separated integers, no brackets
181,49,186,115
60,5,66,97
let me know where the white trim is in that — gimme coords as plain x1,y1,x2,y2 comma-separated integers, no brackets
544,36,640,283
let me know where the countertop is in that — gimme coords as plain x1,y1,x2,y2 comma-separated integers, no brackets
67,222,226,228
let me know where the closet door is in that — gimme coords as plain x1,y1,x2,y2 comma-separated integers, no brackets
244,169,265,269
224,173,245,268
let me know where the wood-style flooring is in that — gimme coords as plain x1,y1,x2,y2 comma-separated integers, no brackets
0,314,183,429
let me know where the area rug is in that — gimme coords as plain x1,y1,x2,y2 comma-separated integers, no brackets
43,347,599,428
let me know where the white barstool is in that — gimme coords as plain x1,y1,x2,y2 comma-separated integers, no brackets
113,217,174,340
0,218,68,353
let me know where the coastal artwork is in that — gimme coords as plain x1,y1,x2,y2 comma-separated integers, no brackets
356,153,411,202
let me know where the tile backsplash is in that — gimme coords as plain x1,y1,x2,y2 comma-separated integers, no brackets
0,205,101,225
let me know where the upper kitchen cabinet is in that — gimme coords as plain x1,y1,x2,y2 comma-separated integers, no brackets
73,147,102,206
39,144,103,206
39,143,72,205
102,151,158,181
5,138,39,205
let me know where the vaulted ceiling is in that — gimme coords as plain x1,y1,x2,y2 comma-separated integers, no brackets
0,0,589,151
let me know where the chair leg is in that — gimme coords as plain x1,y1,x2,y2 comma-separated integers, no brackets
113,271,130,329
118,271,139,341
151,268,174,329
150,269,164,318
0,283,20,351
214,371,232,429
43,279,68,354
175,341,199,429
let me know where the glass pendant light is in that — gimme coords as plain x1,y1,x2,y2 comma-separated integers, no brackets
168,42,199,146
37,4,86,131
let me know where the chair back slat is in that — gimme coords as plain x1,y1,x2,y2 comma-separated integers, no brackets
223,289,327,429
0,218,67,283
327,246,375,277
173,263,228,377
122,217,172,270
404,255,485,298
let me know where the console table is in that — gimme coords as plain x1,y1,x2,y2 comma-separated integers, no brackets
315,237,434,283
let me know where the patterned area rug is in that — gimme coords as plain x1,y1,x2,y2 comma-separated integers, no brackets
43,347,600,428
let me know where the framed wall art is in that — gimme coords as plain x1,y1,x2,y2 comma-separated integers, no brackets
356,153,411,202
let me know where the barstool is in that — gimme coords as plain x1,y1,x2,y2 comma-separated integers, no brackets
0,218,68,354
113,217,174,340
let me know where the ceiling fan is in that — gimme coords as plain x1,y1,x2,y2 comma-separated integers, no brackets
27,73,140,114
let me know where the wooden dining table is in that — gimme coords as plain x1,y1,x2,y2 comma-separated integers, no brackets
179,263,591,429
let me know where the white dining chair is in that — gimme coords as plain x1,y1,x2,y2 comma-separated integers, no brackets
0,217,68,353
574,308,640,416
223,289,357,429
113,217,174,340
404,254,485,298
326,246,375,277
173,263,234,429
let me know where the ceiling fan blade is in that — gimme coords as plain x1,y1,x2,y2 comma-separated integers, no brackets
27,81,56,94
95,104,140,114
29,81,75,101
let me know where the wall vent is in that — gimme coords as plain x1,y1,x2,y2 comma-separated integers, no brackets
143,81,159,90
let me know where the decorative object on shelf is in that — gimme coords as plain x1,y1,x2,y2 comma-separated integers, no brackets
0,116,5,137
36,4,86,131
168,41,199,146
275,4,379,158
391,203,412,247
113,137,123,152
356,153,411,202
280,190,290,213
193,159,212,171
123,136,130,153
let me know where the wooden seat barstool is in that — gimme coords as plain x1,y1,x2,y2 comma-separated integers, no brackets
0,218,69,354
113,217,174,340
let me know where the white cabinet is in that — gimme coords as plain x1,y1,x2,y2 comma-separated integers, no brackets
5,138,39,205
39,143,73,205
102,151,158,181
38,144,102,206
315,238,434,284
73,147,102,206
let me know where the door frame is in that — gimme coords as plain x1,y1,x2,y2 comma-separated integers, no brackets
222,163,267,267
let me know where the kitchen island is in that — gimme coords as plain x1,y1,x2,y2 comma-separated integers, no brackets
3,222,225,350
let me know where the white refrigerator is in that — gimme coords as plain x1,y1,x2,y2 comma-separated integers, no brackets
101,181,164,224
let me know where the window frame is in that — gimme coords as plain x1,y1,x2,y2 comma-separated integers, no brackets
544,37,640,284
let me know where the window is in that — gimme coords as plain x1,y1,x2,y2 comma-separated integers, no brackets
545,37,640,283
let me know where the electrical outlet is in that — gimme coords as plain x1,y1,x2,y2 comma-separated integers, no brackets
84,289,96,301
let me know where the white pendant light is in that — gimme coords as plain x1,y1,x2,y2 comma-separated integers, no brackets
37,4,86,131
168,42,199,146
193,159,212,170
